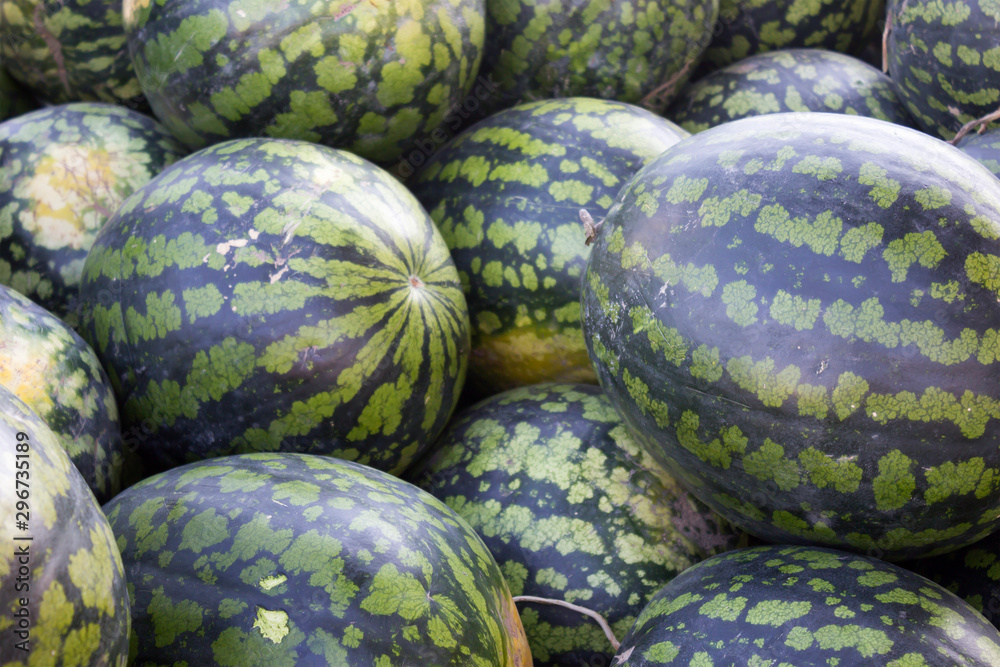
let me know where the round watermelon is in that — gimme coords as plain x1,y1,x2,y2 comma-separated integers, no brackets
79,138,470,480
611,545,1000,665
409,382,745,666
103,452,532,666
409,97,688,397
0,102,186,325
0,0,143,105
668,49,914,134
476,0,719,115
123,0,485,165
581,112,1000,560
0,284,123,503
0,385,129,667
957,128,1000,177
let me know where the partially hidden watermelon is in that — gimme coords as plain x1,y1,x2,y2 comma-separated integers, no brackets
958,128,1000,177
79,138,469,480
581,112,1000,560
103,452,532,666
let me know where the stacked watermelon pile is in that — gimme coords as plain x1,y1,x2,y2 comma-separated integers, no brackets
3,0,1000,665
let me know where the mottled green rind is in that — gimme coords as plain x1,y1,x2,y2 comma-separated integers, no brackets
900,531,1000,631
613,545,1000,665
0,0,144,105
887,0,1000,140
479,0,719,114
103,453,532,666
701,0,884,72
78,138,470,480
0,386,129,667
0,102,186,324
0,68,37,121
123,0,485,165
0,285,123,502
581,112,1000,560
669,48,915,133
409,382,745,666
410,97,687,397
958,128,1000,176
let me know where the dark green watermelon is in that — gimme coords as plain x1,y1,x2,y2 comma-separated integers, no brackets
581,112,1000,560
0,67,37,121
79,138,470,480
0,385,129,667
886,0,1000,140
123,0,485,165
611,545,1000,665
103,452,533,666
0,284,123,503
958,128,1000,176
669,48,914,134
476,0,719,115
0,102,186,325
409,382,746,666
409,98,688,397
700,0,884,72
0,0,143,105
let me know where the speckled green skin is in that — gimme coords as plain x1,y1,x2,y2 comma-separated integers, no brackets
582,112,1000,560
0,0,143,105
0,284,123,503
0,68,36,121
0,103,186,325
103,453,533,666
123,0,485,165
669,48,915,134
958,128,1000,176
479,0,718,114
700,0,884,72
408,383,745,666
887,0,1000,140
79,138,470,480
901,531,1000,631
0,386,129,667
409,98,687,397
611,545,1000,665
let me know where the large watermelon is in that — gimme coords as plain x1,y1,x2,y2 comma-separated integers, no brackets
0,0,143,105
103,452,532,666
0,385,129,666
476,0,719,115
0,102,186,324
79,138,469,480
0,284,123,503
611,545,1000,665
123,0,485,165
409,382,745,666
581,112,1000,560
409,98,688,397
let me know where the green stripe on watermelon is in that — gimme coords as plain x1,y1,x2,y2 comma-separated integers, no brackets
408,382,746,666
79,138,469,480
103,453,532,666
582,112,1000,560
123,0,485,165
409,97,688,397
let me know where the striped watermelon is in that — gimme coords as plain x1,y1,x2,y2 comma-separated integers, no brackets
78,138,469,480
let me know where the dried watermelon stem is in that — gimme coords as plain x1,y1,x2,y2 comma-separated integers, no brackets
949,106,1000,146
512,595,620,650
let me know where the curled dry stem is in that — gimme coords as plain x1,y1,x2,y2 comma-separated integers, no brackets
512,595,620,651
949,106,1000,146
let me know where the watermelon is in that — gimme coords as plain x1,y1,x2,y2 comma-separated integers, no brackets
0,384,129,667
700,0,885,72
476,0,719,115
0,0,143,105
0,284,123,503
958,128,1000,177
123,0,486,165
78,138,470,480
610,545,1000,665
581,112,1000,560
668,48,914,134
0,67,36,121
886,0,1000,140
409,382,746,666
103,452,532,666
0,102,186,325
408,98,688,397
